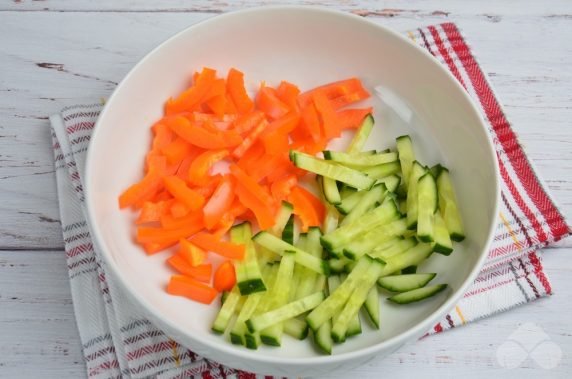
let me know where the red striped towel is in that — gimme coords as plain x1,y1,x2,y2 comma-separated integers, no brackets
50,22,570,378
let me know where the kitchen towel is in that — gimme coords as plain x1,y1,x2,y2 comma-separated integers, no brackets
50,22,570,378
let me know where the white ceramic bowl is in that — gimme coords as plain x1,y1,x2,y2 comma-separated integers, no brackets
86,6,500,377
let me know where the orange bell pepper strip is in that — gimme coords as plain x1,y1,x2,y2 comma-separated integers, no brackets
170,201,189,218
203,78,226,102
232,111,265,134
229,164,274,206
298,78,368,108
191,232,245,260
226,68,254,114
142,240,177,255
160,137,193,165
136,220,204,245
337,107,373,130
270,175,298,201
206,95,226,117
119,172,163,209
163,175,205,211
165,67,217,115
213,261,236,292
288,186,325,232
235,183,276,230
212,212,236,239
188,149,229,186
166,274,218,304
150,122,174,151
224,93,239,115
232,119,268,159
167,255,212,282
178,239,207,267
236,141,264,173
249,154,289,183
175,150,203,181
260,112,300,137
300,103,322,142
203,176,235,229
160,210,203,230
330,87,370,109
261,130,289,157
136,200,172,225
256,86,290,120
167,116,242,149
313,91,342,140
276,80,301,112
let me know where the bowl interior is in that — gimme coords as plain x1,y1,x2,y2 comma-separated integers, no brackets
86,7,498,369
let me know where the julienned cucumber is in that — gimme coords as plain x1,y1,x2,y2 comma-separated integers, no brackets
290,151,376,190
405,161,427,229
324,150,398,168
321,197,400,252
387,284,448,304
396,135,415,190
253,232,329,275
437,169,466,241
377,273,436,292
417,173,438,243
347,114,374,154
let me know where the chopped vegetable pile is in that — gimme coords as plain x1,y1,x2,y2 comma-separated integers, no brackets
119,68,466,354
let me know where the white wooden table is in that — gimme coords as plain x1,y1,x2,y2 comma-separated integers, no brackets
1,1,571,377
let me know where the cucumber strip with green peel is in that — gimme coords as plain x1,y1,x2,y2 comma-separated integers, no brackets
323,203,340,234
313,320,333,354
328,257,350,273
259,251,296,346
327,275,342,325
335,190,365,215
331,261,384,341
339,273,362,339
406,162,428,229
230,223,266,295
284,318,309,340
281,214,295,245
341,183,386,226
253,232,329,275
306,256,372,331
322,176,342,205
212,287,243,334
321,197,400,252
370,237,417,260
378,273,436,292
417,173,437,242
401,265,417,274
396,135,415,190
230,265,276,345
324,150,398,168
378,242,434,278
347,114,375,154
294,239,318,301
247,292,325,333
377,174,401,193
220,291,230,305
398,198,407,215
290,151,376,190
387,284,448,304
437,168,466,241
339,186,357,199
313,275,327,293
343,219,408,260
430,164,444,179
433,212,454,255
363,286,380,329
270,201,294,237
362,161,401,179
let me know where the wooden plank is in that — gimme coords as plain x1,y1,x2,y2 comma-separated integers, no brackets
3,0,572,15
0,7,570,250
1,248,570,377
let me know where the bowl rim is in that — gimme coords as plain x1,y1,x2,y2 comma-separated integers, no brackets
85,5,501,368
